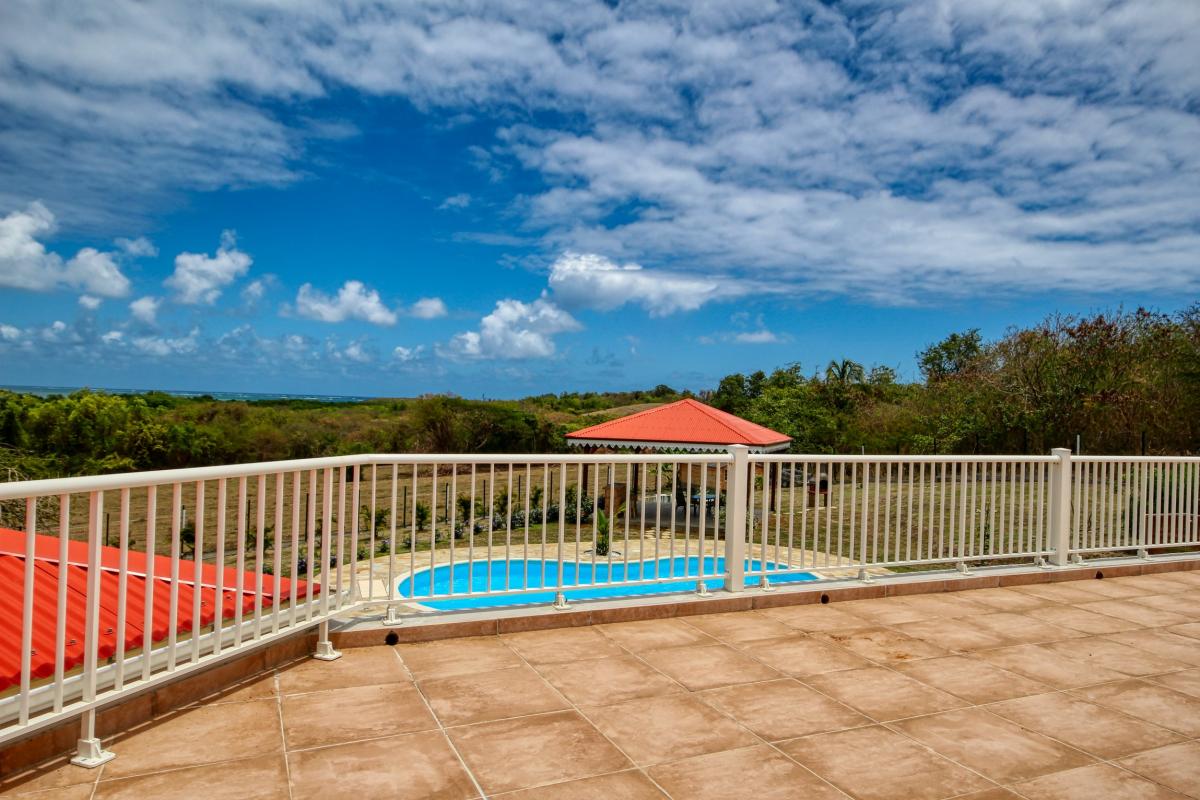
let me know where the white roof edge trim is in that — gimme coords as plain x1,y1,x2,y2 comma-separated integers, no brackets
565,437,791,454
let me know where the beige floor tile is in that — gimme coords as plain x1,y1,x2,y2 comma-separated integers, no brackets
639,643,778,691
952,790,1024,800
780,724,992,800
739,634,875,676
1028,604,1144,634
1071,679,1200,736
282,682,437,749
1013,762,1188,800
970,612,1087,644
1148,572,1200,590
2,784,95,799
93,755,289,800
502,627,624,665
815,626,950,663
397,636,524,680
836,597,935,625
900,593,995,618
102,699,282,779
288,730,477,800
648,745,847,800
1119,741,1200,799
1068,579,1159,599
597,618,716,651
890,707,1093,783
699,678,870,741
1011,583,1112,604
277,647,409,695
537,654,682,706
972,644,1127,688
1077,599,1192,627
757,603,871,631
1104,630,1200,666
987,692,1183,759
0,761,99,795
1132,592,1200,618
1042,637,1190,676
492,770,666,799
894,618,1013,652
1169,622,1200,640
1110,576,1193,593
449,710,629,794
1148,667,1200,698
582,694,757,766
419,665,568,727
805,666,966,721
681,610,799,642
893,656,1049,704
965,587,1054,612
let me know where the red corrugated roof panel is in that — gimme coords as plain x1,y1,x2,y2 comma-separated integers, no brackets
565,398,791,448
0,529,318,691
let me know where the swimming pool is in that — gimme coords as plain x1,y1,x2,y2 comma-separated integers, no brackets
397,556,818,610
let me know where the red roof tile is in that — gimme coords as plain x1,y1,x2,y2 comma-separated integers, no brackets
565,398,790,449
0,528,317,691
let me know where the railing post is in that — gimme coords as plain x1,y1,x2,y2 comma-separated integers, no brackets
1048,448,1072,567
724,446,749,592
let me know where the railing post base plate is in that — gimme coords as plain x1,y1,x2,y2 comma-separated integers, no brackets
70,738,114,769
313,640,342,661
759,576,776,592
1138,548,1152,561
553,591,569,610
696,581,710,596
955,561,974,576
857,567,874,584
382,605,404,627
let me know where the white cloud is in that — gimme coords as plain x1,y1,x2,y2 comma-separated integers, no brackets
339,341,372,363
732,329,779,345
294,280,398,325
409,297,448,319
443,295,580,360
2,1,1198,301
240,279,267,305
547,252,753,316
129,296,161,325
101,330,123,344
116,236,157,257
0,324,21,341
132,328,199,357
78,294,102,310
0,202,132,297
165,230,251,304
393,345,424,362
439,193,472,210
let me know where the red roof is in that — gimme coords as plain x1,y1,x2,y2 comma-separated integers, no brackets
565,398,791,450
0,529,317,691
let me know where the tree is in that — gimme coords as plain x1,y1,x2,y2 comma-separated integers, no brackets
918,330,983,382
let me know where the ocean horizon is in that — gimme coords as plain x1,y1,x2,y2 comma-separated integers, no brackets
1,384,378,403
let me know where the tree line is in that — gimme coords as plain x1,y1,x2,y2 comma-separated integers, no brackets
0,307,1196,482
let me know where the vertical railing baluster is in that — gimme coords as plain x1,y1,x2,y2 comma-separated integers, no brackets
54,494,71,711
213,479,226,655
115,488,130,688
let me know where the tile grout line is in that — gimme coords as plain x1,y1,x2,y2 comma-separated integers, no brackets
388,646,490,800
273,671,295,800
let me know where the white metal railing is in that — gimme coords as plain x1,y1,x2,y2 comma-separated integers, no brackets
0,447,1198,759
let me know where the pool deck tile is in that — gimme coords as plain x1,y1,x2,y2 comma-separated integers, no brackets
4,570,1200,799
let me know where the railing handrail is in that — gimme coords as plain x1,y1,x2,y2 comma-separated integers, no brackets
0,452,732,500
750,454,1059,463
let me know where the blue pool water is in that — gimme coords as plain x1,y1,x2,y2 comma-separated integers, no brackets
398,556,818,610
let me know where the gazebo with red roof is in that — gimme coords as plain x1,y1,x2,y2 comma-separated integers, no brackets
566,398,791,454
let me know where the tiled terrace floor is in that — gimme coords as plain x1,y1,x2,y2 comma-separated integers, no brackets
5,571,1200,799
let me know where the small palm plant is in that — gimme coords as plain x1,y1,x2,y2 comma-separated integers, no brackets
594,509,611,556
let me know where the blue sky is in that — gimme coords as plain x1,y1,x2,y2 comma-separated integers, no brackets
1,1,1197,398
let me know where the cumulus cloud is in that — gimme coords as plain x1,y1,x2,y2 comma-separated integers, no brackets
0,324,21,341
165,230,251,304
132,328,199,357
294,280,398,325
443,296,580,359
0,202,132,297
547,252,753,316
116,236,157,257
78,295,102,310
409,297,448,319
393,345,424,362
3,1,1198,300
129,296,161,325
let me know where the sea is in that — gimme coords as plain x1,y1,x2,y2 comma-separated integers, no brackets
1,385,377,403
